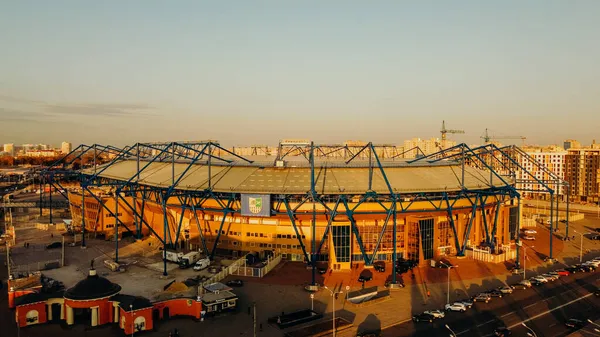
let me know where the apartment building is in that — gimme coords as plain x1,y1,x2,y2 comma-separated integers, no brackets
518,150,567,198
565,147,600,203
403,138,456,158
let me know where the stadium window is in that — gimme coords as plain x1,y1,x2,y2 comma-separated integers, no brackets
246,232,250,236
233,241,238,246
260,233,264,237
221,231,226,234
286,234,291,239
301,235,306,239
293,235,297,239
254,233,258,237
215,230,218,234
277,234,282,238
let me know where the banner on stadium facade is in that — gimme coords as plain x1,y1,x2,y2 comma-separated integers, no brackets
241,194,271,217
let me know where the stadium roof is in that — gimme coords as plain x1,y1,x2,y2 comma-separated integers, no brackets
82,158,511,194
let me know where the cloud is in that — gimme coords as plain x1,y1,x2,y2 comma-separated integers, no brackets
0,93,156,117
0,107,46,122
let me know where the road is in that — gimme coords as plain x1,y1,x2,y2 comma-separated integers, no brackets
383,270,600,337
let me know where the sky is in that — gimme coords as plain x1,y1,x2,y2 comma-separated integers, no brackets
1,1,599,148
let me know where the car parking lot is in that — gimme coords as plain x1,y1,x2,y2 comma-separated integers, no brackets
396,256,600,337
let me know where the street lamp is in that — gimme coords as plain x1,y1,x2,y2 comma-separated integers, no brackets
323,286,343,337
445,324,457,337
310,293,314,311
522,322,538,337
440,262,458,305
523,245,534,280
587,319,600,328
130,304,134,337
573,230,590,263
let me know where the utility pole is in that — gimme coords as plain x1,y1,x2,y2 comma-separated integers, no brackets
61,234,65,267
253,302,257,337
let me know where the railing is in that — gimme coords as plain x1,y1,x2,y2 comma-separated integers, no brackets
10,259,62,277
466,245,516,264
231,253,283,278
199,255,249,289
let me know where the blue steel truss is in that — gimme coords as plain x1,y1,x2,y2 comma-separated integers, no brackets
39,141,564,283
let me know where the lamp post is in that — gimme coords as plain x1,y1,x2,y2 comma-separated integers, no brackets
445,324,457,337
310,293,314,311
522,322,538,337
523,245,534,280
573,230,589,263
440,262,458,305
130,304,134,337
588,319,600,328
323,286,343,337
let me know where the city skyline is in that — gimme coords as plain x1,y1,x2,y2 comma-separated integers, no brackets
2,1,600,146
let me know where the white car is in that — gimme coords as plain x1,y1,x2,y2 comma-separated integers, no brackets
424,310,445,318
523,236,536,241
445,302,467,312
531,275,548,283
584,260,600,267
519,280,532,287
542,273,558,281
499,286,514,294
523,229,537,235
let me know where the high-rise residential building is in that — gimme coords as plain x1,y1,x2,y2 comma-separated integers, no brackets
402,138,456,158
3,143,14,156
565,147,600,203
517,150,567,198
563,139,581,150
61,142,73,154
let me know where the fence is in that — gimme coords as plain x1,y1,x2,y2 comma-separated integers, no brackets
466,244,516,264
10,259,62,277
199,255,250,289
231,253,283,278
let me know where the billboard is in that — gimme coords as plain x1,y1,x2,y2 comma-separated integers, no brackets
241,194,271,217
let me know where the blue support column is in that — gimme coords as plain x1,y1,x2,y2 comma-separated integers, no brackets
191,205,209,256
162,192,168,276
392,200,398,284
283,199,310,263
132,187,138,240
444,193,462,254
49,173,53,224
460,199,478,256
38,176,43,217
342,198,370,265
480,195,490,246
81,185,86,248
210,197,234,260
139,189,146,240
515,196,522,269
490,200,501,253
311,202,316,286
115,189,120,263
565,184,570,238
549,192,554,259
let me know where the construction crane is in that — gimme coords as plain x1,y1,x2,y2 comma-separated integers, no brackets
440,120,465,148
481,128,527,146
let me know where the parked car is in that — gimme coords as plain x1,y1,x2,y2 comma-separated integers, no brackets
494,327,512,336
373,261,386,273
531,275,548,283
556,269,570,276
565,266,580,274
531,280,545,286
584,260,600,267
45,242,62,249
542,273,558,281
226,279,244,287
358,274,373,282
591,235,600,240
499,286,513,294
487,290,503,298
423,310,445,319
445,302,467,312
473,294,491,303
565,318,586,329
519,279,532,287
511,283,528,290
412,313,434,323
522,235,536,241
458,298,474,308
595,290,600,297
317,267,328,275
523,229,537,235
576,264,594,272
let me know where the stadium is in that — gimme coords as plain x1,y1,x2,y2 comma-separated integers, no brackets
46,140,532,286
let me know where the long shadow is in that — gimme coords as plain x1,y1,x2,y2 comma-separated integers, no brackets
356,313,381,336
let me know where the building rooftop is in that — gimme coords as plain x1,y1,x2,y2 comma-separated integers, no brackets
82,158,511,195
64,269,122,300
